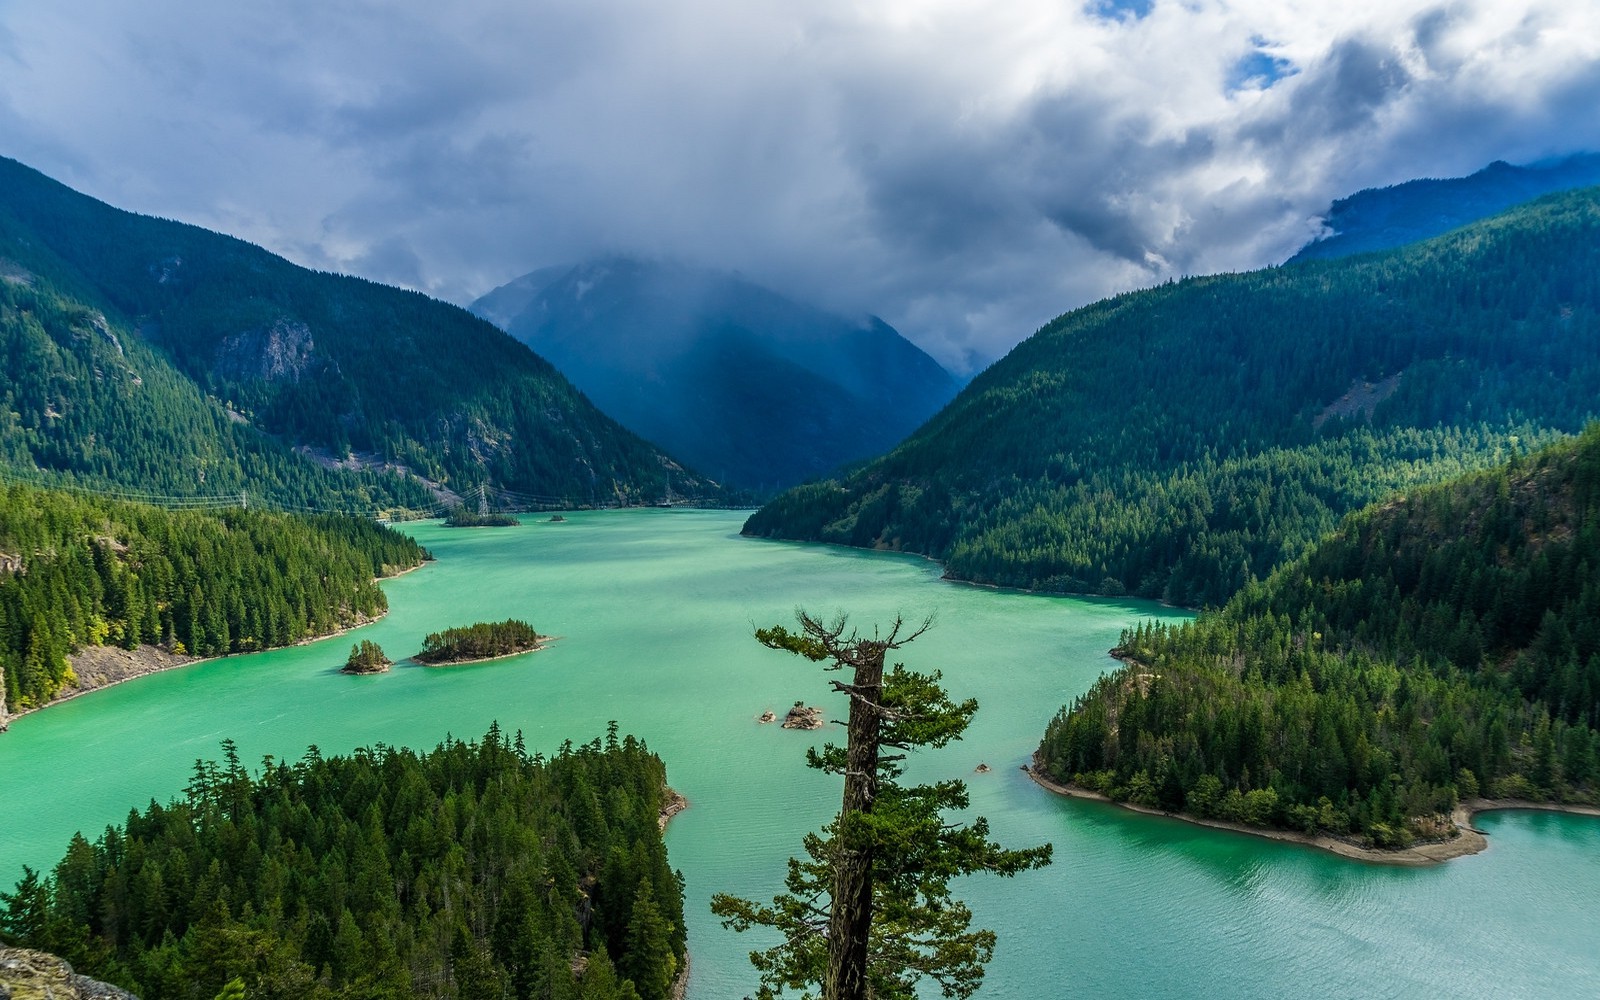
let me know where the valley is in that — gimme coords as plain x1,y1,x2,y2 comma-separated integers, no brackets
4,150,1600,1000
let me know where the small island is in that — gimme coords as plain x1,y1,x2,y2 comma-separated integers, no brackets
781,701,825,730
442,506,521,527
415,619,545,665
341,640,392,674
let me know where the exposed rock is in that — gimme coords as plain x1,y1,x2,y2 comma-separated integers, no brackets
0,947,139,999
213,317,317,383
781,702,825,730
974,763,991,774
68,644,196,694
758,709,776,724
658,788,689,831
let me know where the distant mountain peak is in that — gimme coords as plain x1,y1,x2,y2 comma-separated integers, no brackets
471,257,959,493
1289,151,1600,263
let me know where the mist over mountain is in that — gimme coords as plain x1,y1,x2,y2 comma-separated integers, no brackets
1289,153,1600,264
472,258,960,493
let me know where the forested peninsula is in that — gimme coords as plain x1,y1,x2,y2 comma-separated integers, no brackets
746,188,1600,606
0,725,687,1000
1037,426,1600,855
0,483,427,717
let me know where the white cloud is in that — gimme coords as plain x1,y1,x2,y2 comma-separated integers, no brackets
2,0,1596,372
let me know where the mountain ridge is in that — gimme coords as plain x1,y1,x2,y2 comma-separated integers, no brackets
745,186,1600,606
472,257,960,492
0,156,717,509
1288,152,1600,263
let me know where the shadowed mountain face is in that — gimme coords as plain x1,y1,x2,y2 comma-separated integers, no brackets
472,258,960,493
1288,153,1600,263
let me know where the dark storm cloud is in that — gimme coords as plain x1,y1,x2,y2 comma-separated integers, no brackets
1,1,1595,372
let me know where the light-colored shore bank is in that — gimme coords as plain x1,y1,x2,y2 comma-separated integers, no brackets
1026,757,1600,865
1,560,432,728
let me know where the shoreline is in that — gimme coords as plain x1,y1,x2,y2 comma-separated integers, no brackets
742,530,1197,611
657,787,690,1000
1025,756,1600,866
659,788,689,832
2,558,431,729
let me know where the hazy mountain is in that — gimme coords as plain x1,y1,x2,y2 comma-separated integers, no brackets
1288,152,1600,263
747,187,1600,606
0,156,716,509
471,258,960,493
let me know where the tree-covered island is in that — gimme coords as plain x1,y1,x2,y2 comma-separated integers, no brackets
340,640,392,674
415,619,545,665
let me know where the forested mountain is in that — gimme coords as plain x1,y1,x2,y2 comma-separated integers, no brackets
747,188,1600,606
471,258,959,493
0,482,426,713
1288,152,1600,263
0,726,686,1000
0,157,717,509
1039,426,1600,845
0,256,437,512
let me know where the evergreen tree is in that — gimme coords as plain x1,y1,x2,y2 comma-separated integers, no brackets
713,612,1051,1000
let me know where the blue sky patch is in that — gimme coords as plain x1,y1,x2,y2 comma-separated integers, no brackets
1228,45,1295,94
1090,0,1154,21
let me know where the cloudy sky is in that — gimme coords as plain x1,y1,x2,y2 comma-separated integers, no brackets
2,1,1597,372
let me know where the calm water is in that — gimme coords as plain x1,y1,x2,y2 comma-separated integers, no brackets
3,510,1597,999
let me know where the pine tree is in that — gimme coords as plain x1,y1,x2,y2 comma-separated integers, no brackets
712,611,1051,1000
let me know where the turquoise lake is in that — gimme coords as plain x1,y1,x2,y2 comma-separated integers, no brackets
3,509,1597,998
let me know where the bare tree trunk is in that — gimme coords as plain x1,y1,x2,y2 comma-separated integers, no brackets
824,641,884,1000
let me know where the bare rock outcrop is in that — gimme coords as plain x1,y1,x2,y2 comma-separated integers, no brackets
0,947,139,1000
781,702,825,730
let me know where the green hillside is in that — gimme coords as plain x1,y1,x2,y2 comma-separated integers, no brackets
1039,426,1600,845
0,482,427,712
1,726,684,1000
0,156,716,508
746,188,1600,606
0,266,439,512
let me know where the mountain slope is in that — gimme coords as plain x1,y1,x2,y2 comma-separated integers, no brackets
746,187,1600,606
0,157,716,507
1039,425,1600,844
0,260,437,511
1288,153,1600,263
471,258,959,492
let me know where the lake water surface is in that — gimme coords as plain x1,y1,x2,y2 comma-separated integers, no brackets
3,510,1596,998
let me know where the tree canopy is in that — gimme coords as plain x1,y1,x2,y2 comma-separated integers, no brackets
0,482,427,711
0,725,686,1000
1039,425,1600,846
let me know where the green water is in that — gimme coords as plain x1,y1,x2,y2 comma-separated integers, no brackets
3,510,1597,998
